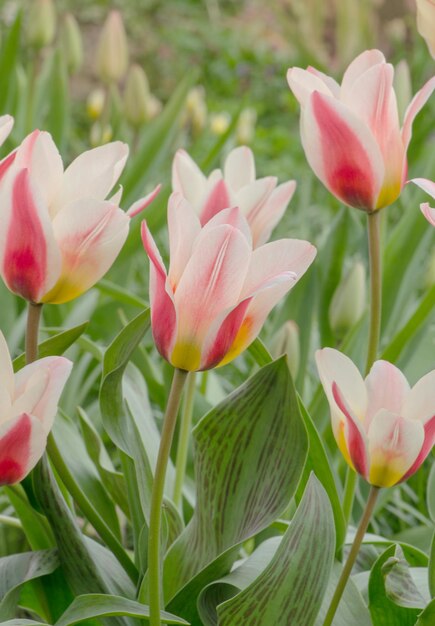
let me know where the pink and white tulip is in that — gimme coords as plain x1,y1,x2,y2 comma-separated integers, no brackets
142,193,316,371
316,348,435,487
0,115,13,146
287,50,435,212
0,130,159,304
0,331,72,485
410,178,435,227
416,0,435,59
172,147,296,247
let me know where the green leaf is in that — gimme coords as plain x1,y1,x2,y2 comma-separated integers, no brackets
382,546,429,609
54,594,189,626
44,47,69,151
427,461,435,523
0,12,21,113
415,599,435,626
163,358,308,623
12,322,89,372
0,550,59,620
429,531,435,597
217,474,335,626
315,563,372,626
247,337,273,366
96,279,148,308
1,621,48,625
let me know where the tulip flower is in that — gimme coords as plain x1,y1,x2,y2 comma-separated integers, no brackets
316,348,435,487
172,147,296,247
142,193,316,371
287,50,435,212
0,130,159,304
416,0,435,59
0,331,72,485
410,178,435,227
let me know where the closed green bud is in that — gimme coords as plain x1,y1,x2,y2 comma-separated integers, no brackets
96,10,129,84
123,64,150,127
27,0,56,49
60,13,83,75
329,262,366,336
270,321,300,380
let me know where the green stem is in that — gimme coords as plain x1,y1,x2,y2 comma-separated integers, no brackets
26,302,43,363
173,371,197,509
46,433,138,583
343,211,383,525
322,486,379,626
148,368,188,626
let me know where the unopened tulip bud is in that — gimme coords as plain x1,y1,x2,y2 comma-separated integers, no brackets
147,94,162,120
27,0,56,49
416,0,435,59
185,86,207,136
124,64,150,128
270,321,300,379
96,10,129,84
393,60,412,123
210,112,231,136
87,88,106,120
236,108,257,145
60,13,83,75
329,262,366,336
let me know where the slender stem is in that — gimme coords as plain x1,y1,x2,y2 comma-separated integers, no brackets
173,371,197,509
26,302,43,363
46,433,138,583
322,486,380,626
148,368,188,626
365,211,382,375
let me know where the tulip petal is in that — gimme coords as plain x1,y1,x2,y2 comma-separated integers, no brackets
410,177,435,199
340,49,386,94
315,348,367,436
141,221,176,361
307,67,340,97
167,193,201,291
172,149,207,211
223,146,256,191
13,356,72,431
301,91,384,210
58,141,129,209
402,76,435,151
43,199,130,304
402,369,435,424
401,415,435,481
365,360,410,426
200,205,252,245
200,178,232,225
0,151,16,182
237,176,277,227
126,183,161,218
248,180,296,247
0,332,13,417
368,410,424,487
287,67,335,106
332,382,369,477
0,114,13,145
0,168,61,302
0,413,47,485
420,203,435,227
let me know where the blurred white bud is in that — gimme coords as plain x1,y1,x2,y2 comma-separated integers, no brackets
60,13,83,75
236,108,257,145
86,88,106,120
393,60,412,122
185,86,207,136
123,64,151,127
96,10,129,84
27,0,56,49
329,262,366,336
210,112,231,136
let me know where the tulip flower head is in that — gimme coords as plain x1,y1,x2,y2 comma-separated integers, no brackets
416,0,435,59
172,147,296,247
287,50,435,212
410,178,435,227
0,130,159,305
142,193,316,371
316,348,435,487
0,331,72,485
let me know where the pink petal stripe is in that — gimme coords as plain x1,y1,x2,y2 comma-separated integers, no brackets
0,414,32,485
200,178,231,225
401,415,435,481
332,382,368,477
0,151,16,183
127,184,162,218
3,169,49,302
141,221,176,360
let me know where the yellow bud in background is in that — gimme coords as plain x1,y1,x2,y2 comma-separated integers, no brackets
393,60,412,123
185,86,207,136
60,13,83,75
236,108,257,145
123,64,150,127
86,88,106,120
210,112,231,136
27,0,56,49
96,10,129,84
329,262,366,337
90,122,113,147
270,321,300,380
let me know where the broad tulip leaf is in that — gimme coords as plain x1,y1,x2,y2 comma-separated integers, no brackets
315,563,371,626
162,358,308,623
1,621,48,625
54,594,188,626
12,322,88,371
0,549,59,620
217,474,335,626
382,546,429,609
415,599,435,626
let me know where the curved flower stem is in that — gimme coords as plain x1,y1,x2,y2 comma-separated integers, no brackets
26,302,43,363
322,486,380,626
148,367,188,626
172,371,197,509
343,211,383,526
